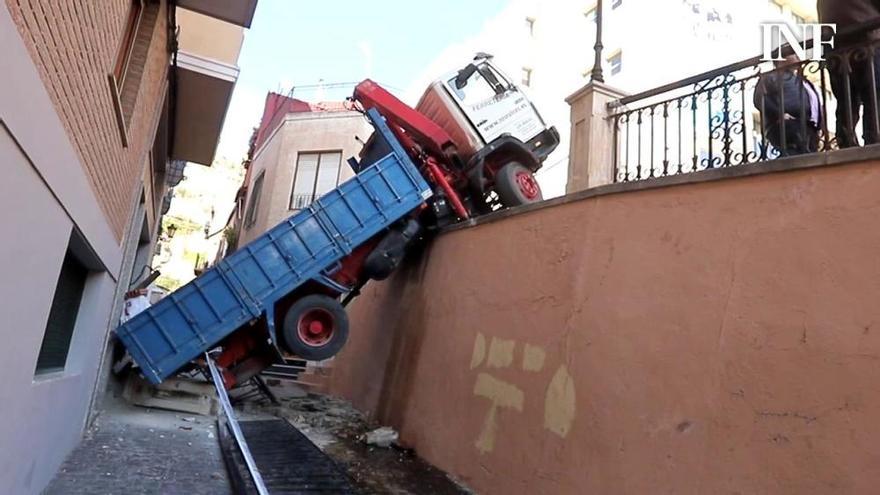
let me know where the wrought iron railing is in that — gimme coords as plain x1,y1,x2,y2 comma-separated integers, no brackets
608,18,880,183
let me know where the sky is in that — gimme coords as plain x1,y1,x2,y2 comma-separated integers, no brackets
215,0,509,162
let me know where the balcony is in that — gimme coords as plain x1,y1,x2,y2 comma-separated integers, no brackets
290,193,316,210
568,17,880,190
171,3,255,165
176,0,257,28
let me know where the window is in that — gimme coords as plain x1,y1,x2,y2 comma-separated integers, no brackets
35,245,89,374
608,51,623,75
244,171,265,228
290,151,342,209
585,6,597,23
113,0,143,85
612,0,622,9
525,17,535,37
109,0,159,146
521,67,532,87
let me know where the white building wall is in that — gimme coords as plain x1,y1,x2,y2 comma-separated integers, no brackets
0,6,132,493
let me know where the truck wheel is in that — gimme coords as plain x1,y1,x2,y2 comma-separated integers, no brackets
281,295,349,361
494,162,542,207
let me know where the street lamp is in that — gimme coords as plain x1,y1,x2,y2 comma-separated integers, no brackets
589,0,605,83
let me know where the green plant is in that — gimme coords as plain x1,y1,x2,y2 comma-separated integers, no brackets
223,226,238,248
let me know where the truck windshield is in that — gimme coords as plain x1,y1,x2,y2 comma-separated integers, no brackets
447,70,496,106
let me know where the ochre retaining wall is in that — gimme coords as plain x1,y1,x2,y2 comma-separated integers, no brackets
329,158,880,494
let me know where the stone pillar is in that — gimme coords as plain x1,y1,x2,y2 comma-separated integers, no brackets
565,81,627,194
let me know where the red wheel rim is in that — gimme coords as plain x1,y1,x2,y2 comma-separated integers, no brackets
296,308,334,347
515,171,540,200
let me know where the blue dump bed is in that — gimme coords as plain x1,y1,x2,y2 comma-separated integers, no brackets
116,109,432,384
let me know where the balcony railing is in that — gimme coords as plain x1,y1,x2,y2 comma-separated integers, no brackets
290,193,316,210
608,18,880,183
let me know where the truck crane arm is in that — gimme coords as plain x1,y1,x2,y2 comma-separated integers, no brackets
352,79,459,163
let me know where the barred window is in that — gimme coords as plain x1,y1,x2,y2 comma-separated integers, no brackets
35,242,89,374
290,151,342,209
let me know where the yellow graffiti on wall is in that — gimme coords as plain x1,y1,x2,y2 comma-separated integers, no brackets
544,366,576,437
469,332,576,454
473,372,524,454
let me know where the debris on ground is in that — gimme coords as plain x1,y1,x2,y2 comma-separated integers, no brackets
363,426,399,448
256,390,472,495
123,374,218,416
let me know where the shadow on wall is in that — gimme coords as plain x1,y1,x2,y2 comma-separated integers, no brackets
375,243,431,427
337,239,434,424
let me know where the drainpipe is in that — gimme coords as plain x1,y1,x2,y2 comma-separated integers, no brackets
167,0,179,159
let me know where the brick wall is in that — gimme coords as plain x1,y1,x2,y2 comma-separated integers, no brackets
5,0,170,240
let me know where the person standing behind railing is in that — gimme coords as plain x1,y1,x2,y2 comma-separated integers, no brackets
754,56,822,156
818,0,880,147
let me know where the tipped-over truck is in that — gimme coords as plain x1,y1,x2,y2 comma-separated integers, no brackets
116,54,559,388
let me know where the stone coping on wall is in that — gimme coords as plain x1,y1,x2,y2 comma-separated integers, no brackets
445,144,880,233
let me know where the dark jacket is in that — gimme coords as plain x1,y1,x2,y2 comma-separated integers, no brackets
754,71,821,127
818,0,880,44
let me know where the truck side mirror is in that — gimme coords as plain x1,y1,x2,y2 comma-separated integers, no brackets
455,64,478,89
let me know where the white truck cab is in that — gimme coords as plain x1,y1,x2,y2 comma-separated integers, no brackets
416,53,559,207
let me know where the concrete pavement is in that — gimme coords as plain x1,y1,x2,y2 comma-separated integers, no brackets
44,403,230,495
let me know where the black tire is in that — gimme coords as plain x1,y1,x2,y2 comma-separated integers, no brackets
494,162,543,207
281,294,349,361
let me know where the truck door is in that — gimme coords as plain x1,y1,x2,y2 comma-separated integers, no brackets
445,62,543,145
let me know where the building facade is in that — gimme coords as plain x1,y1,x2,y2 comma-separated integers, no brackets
408,0,817,198
233,94,373,247
0,1,254,492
